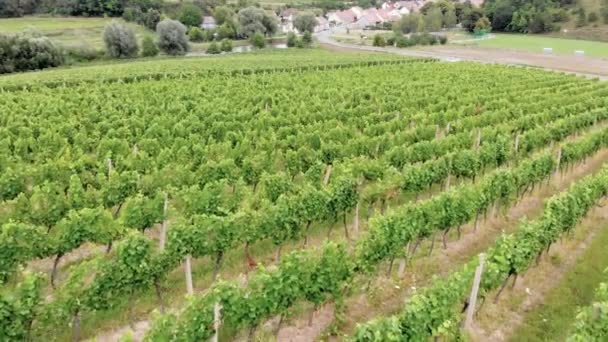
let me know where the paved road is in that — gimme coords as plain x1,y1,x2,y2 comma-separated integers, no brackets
316,29,608,81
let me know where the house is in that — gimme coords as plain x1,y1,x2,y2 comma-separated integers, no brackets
201,16,217,29
279,9,298,33
327,9,357,26
314,17,330,32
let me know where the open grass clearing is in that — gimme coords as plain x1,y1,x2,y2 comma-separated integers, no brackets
0,16,151,50
469,33,608,58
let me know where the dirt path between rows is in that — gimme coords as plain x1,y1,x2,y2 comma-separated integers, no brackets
266,150,608,342
316,30,608,80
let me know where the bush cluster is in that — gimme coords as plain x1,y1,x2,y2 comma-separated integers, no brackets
0,34,64,74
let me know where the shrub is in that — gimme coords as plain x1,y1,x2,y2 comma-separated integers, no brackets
203,29,216,42
179,4,203,27
588,11,599,22
220,38,232,52
0,34,64,74
302,31,312,46
188,27,205,42
142,9,161,31
122,7,142,22
372,34,386,47
250,32,265,48
206,41,221,54
386,35,396,46
103,21,139,58
141,36,159,57
438,35,448,45
156,19,189,56
287,31,297,47
395,35,412,48
217,23,236,39
295,37,305,48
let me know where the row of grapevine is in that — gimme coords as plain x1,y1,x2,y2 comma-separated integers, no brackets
1,60,607,340
2,86,604,290
568,276,608,341
353,164,608,341
137,124,608,341
3,64,602,286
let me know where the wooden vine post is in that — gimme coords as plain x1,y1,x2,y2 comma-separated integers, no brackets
159,193,169,251
323,164,333,185
465,254,486,330
554,148,562,180
354,201,360,235
107,158,113,176
475,129,482,150
185,256,194,295
210,302,222,342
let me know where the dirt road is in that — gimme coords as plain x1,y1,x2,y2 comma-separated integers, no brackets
316,30,608,80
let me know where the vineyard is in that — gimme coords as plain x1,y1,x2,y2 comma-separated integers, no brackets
1,50,608,341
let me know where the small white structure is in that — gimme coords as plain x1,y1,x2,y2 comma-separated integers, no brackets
574,50,585,56
543,47,553,54
201,16,217,29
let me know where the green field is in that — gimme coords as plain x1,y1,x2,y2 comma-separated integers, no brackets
473,33,608,58
0,16,150,50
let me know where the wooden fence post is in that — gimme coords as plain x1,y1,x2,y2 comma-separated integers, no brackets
465,254,486,330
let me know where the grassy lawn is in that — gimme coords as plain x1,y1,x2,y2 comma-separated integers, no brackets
509,222,608,342
473,33,608,58
0,16,151,50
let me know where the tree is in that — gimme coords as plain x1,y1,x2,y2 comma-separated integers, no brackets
443,8,457,28
602,0,608,24
393,13,424,34
179,4,203,27
142,9,161,30
156,19,189,56
488,0,514,31
372,34,386,47
213,6,233,25
576,7,587,27
424,7,443,32
461,6,485,32
141,36,159,57
238,6,277,37
474,16,492,33
103,21,138,58
293,13,318,33
238,7,266,37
